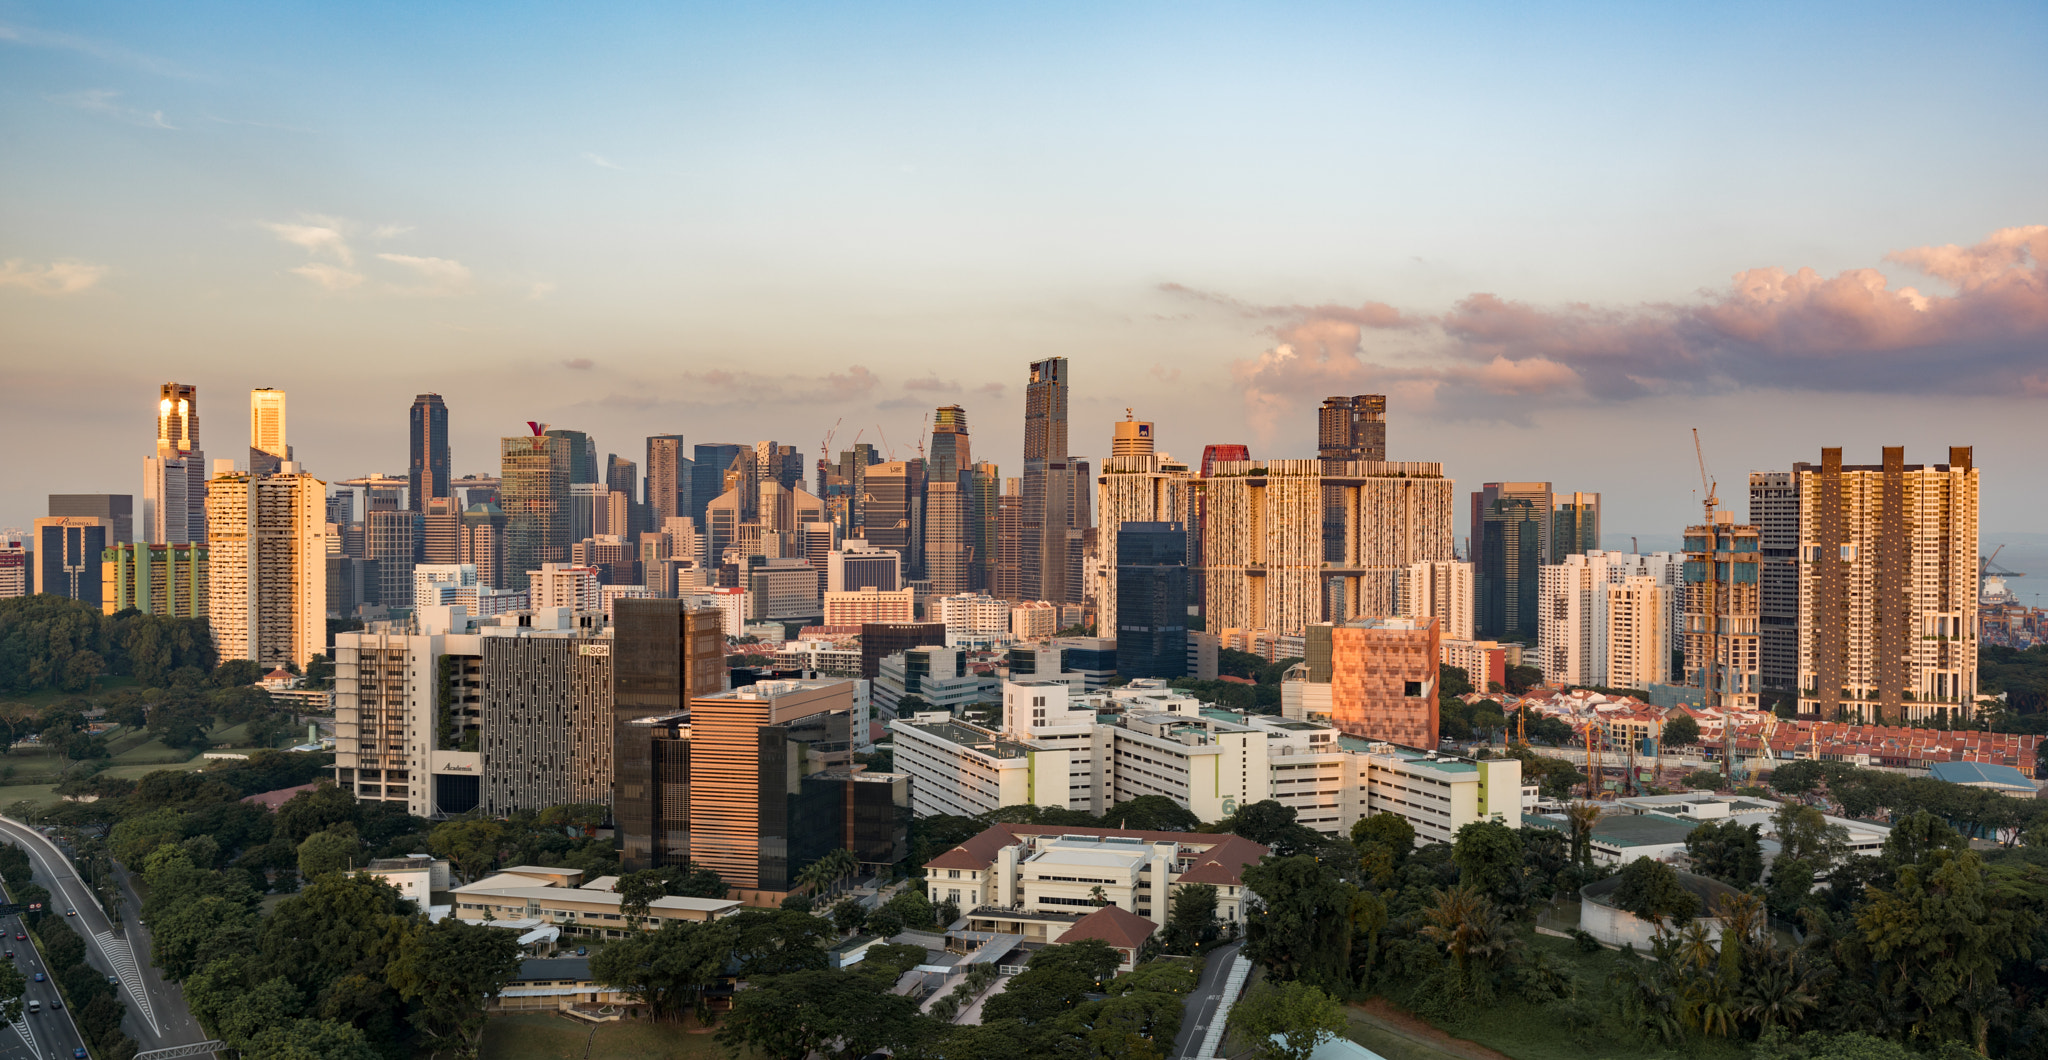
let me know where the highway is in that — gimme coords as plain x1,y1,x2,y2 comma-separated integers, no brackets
0,818,210,1055
0,878,89,1060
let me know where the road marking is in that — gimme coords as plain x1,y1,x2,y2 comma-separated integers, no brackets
92,930,159,1036
9,1012,35,1057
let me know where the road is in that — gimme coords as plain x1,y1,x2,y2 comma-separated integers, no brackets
1172,939,1244,1060
0,818,209,1054
0,878,89,1060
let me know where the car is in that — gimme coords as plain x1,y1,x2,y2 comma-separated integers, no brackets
11,933,21,941
3,950,10,959
75,1049,88,1059
49,996,59,1009
31,972,43,982
107,975,117,986
64,909,74,917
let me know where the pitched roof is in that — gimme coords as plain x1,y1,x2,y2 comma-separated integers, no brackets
1928,760,2036,791
921,823,1268,886
241,781,321,810
1060,903,1157,951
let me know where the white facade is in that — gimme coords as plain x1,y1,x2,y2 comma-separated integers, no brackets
1011,600,1060,640
1538,550,1682,689
1604,576,1671,692
826,539,902,593
414,563,481,613
935,592,1012,646
530,563,601,613
681,587,748,638
333,629,484,819
1399,560,1475,642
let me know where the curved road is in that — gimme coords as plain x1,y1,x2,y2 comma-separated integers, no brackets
0,818,208,1054
1171,939,1244,1060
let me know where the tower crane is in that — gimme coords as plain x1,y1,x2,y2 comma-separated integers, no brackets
1692,427,1718,524
818,417,842,496
876,424,894,461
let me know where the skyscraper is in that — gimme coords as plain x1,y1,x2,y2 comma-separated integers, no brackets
47,495,132,546
1796,447,1977,723
409,394,451,513
612,600,728,871
248,388,291,475
501,429,573,591
970,460,1000,593
645,435,689,528
1021,357,1069,602
1115,521,1188,678
1318,395,1386,465
545,428,598,487
1478,496,1543,641
1683,514,1761,711
144,382,207,546
208,464,328,668
103,542,208,618
367,508,421,609
1748,471,1801,697
606,454,641,537
32,517,109,605
923,405,974,594
1550,491,1600,562
692,443,745,526
1096,414,1192,638
994,478,1023,600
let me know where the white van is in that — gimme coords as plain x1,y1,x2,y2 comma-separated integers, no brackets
26,1000,38,1014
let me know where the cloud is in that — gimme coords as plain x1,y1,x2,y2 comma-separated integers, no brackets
265,218,353,265
585,365,881,411
974,382,1006,398
371,224,413,240
1185,225,2048,436
563,357,594,370
288,263,364,291
0,259,109,295
903,375,962,393
376,253,471,296
582,152,623,170
48,88,175,128
0,22,198,79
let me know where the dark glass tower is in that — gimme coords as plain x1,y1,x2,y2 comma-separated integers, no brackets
1478,498,1543,641
1116,521,1188,679
500,432,572,591
1021,357,1070,602
613,600,728,871
691,443,745,525
409,393,450,513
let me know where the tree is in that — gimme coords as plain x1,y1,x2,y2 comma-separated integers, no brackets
273,783,358,845
668,862,729,899
1565,801,1600,867
717,967,929,1060
1773,803,1848,872
150,894,261,981
1505,664,1544,694
1451,820,1525,904
1769,760,1826,797
1856,847,2037,1052
1350,812,1415,866
244,1018,380,1060
1610,857,1698,930
1684,769,1728,790
0,957,23,1023
617,869,668,926
883,885,935,929
386,917,522,1059
981,939,1122,1023
1165,883,1218,953
1228,800,1298,845
427,818,506,882
1102,795,1200,832
1231,980,1347,1060
1420,885,1518,1002
590,920,730,1021
1242,855,1355,994
296,829,360,879
258,873,420,1004
1662,713,1701,748
1684,819,1764,887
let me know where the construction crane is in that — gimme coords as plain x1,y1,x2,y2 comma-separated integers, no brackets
818,417,842,496
1692,427,1718,524
876,424,894,461
916,411,929,462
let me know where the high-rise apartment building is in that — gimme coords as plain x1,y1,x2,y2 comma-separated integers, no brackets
1115,522,1188,679
1748,471,1802,696
1096,416,1193,638
33,517,110,605
1684,514,1762,711
459,503,508,589
480,631,616,815
409,394,451,513
207,465,328,668
334,627,488,819
612,601,728,871
1796,447,1977,723
1397,560,1474,642
501,431,572,591
102,542,207,617
1318,395,1387,465
48,495,132,546
248,388,292,475
0,544,26,600
1204,459,1454,636
1021,357,1072,603
645,435,689,528
1537,550,1682,689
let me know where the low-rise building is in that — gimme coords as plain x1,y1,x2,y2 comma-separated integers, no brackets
926,825,1267,947
452,865,740,938
490,957,636,1013
934,592,1012,648
365,855,452,909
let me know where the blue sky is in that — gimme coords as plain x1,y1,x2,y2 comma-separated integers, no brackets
3,1,2045,553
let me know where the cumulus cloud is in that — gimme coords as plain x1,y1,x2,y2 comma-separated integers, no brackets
265,217,354,265
0,259,109,295
377,253,471,296
1185,225,2048,436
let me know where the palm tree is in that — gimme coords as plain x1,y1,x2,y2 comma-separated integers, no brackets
1609,959,1683,1046
1711,891,1769,983
1739,950,1822,1036
1674,921,1717,973
1421,885,1512,998
1565,802,1600,867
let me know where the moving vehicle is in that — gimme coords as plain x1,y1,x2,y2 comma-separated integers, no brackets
32,972,44,982
49,995,60,1009
64,909,74,917
26,1000,37,1014
12,932,22,941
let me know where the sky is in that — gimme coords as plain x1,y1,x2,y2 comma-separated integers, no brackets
3,1,2046,564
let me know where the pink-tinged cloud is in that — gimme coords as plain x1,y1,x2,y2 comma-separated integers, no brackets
1185,225,2048,436
588,364,879,411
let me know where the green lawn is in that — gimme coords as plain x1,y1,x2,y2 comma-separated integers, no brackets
480,1013,738,1060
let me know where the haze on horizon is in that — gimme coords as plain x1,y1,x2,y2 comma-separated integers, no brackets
3,1,2045,549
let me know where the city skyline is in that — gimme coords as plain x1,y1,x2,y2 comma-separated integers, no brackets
3,3,2045,549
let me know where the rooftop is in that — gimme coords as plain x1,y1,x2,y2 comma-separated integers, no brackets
1928,760,2036,791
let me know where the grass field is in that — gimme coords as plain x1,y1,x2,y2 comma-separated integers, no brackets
0,717,269,810
479,1013,738,1060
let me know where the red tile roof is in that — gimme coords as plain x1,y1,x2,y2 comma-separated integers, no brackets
241,781,322,811
1061,903,1158,951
